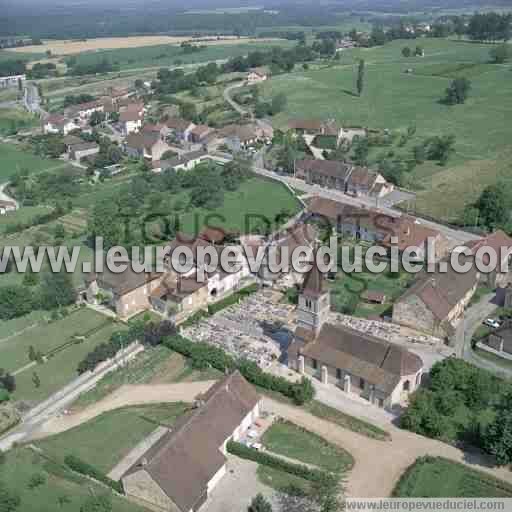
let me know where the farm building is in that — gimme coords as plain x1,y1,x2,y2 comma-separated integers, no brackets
122,371,261,512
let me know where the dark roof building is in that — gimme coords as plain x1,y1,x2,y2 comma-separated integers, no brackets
122,372,260,512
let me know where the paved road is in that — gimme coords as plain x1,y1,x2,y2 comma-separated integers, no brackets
207,154,480,247
0,342,145,452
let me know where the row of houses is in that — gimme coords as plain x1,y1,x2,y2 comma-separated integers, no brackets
296,159,394,199
306,196,449,261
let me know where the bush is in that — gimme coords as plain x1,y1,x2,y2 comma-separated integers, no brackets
64,455,124,494
76,320,174,374
227,441,326,483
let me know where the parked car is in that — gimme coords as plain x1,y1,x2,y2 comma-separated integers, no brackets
483,318,501,329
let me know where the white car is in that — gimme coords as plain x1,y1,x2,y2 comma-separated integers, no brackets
249,442,265,451
483,318,501,329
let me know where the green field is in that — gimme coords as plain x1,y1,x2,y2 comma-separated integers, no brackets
261,419,354,473
38,403,189,473
257,464,313,494
261,38,512,220
180,176,302,233
0,143,64,181
393,456,512,497
69,41,293,71
0,447,147,512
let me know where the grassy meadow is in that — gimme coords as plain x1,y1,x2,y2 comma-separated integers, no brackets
261,38,512,220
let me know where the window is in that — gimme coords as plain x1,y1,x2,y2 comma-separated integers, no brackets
305,299,312,309
336,368,342,380
312,359,318,370
359,377,365,389
378,398,384,408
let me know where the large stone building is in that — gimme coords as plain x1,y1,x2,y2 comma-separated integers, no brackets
288,260,423,410
392,263,479,338
122,371,260,512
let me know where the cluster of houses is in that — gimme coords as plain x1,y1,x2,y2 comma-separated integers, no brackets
306,196,512,340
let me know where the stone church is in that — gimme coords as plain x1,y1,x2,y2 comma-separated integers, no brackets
287,261,423,410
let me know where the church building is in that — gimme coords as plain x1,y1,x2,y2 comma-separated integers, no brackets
287,260,423,410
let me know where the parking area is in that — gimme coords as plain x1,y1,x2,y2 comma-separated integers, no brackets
182,289,295,368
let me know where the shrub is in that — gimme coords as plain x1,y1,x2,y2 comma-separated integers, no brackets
227,441,326,482
64,455,123,494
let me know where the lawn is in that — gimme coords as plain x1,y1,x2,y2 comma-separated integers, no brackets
393,456,512,497
261,419,354,473
0,143,63,181
0,446,148,512
73,347,222,408
11,316,126,403
180,176,302,234
261,38,512,220
0,307,111,373
37,403,190,473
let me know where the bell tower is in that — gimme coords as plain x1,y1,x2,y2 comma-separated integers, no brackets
296,258,330,338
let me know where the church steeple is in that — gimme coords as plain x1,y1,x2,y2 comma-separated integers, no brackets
296,255,330,338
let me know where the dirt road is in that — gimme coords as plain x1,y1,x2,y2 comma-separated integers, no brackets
34,381,214,438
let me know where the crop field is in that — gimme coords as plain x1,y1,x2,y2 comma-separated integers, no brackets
261,38,512,220
65,40,292,71
4,35,284,56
